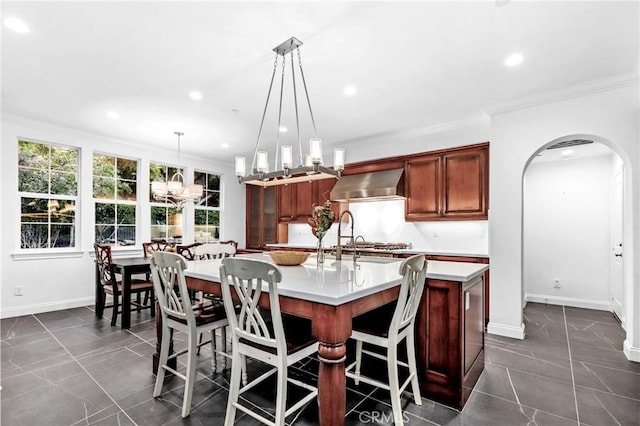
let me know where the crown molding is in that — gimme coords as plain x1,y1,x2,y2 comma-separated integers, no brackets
483,71,639,116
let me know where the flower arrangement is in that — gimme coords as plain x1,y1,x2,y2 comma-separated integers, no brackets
308,200,334,240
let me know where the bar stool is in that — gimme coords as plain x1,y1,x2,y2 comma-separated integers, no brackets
345,254,428,426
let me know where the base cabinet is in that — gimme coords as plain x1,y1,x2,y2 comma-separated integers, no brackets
416,274,484,409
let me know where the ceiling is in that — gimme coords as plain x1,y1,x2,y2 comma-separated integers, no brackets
2,1,638,166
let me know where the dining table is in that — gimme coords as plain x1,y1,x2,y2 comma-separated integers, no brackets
156,252,405,426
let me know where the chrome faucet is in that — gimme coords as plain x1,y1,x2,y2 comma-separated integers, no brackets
353,235,366,260
335,210,355,261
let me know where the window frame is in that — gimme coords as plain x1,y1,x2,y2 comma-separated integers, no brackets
193,169,222,243
17,138,80,252
92,152,139,247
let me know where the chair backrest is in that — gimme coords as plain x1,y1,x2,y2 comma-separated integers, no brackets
194,243,236,260
389,254,428,336
175,243,201,260
219,240,238,250
94,243,117,289
219,258,285,354
143,241,169,258
150,251,196,325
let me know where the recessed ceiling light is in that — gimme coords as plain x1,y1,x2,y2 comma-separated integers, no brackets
4,17,29,34
344,85,357,96
107,111,120,119
561,149,574,158
189,91,203,100
279,126,288,133
504,53,524,67
221,143,230,149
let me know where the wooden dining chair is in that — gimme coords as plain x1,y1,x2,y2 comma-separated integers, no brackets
175,242,201,260
143,241,169,257
345,254,428,426
219,257,318,426
94,243,155,326
150,251,230,418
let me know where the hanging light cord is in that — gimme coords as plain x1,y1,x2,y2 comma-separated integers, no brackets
250,54,279,173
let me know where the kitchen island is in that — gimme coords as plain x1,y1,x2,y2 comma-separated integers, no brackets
180,253,487,424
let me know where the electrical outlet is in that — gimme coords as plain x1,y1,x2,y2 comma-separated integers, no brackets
553,279,561,289
14,286,24,296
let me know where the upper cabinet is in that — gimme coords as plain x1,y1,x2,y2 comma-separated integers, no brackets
278,179,340,223
246,185,278,249
405,144,488,221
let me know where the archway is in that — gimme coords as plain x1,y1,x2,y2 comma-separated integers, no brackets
521,134,634,355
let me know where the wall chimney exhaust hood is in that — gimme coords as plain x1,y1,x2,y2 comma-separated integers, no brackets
330,168,405,202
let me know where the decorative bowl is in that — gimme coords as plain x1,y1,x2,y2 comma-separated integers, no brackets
269,251,310,266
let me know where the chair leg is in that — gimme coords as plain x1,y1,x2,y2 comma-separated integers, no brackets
197,333,204,356
96,290,106,318
181,329,198,418
149,289,155,317
136,292,142,310
110,294,119,326
354,340,363,385
210,329,217,371
406,333,422,405
241,354,248,386
274,362,288,426
154,327,172,398
224,347,242,426
387,344,404,426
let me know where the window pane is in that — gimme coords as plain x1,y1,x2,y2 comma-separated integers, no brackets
21,198,48,223
150,225,165,240
95,203,116,224
207,210,220,225
95,225,115,244
149,163,167,182
51,200,76,224
51,224,75,247
194,209,207,225
117,158,137,180
151,206,166,225
93,176,115,199
51,146,78,172
167,167,182,179
51,171,77,196
117,204,136,225
93,154,115,178
168,209,182,238
117,226,136,245
18,141,49,169
18,168,48,193
206,191,220,208
207,174,220,190
194,171,206,187
21,224,49,248
117,179,137,201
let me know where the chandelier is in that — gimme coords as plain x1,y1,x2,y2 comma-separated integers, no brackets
235,36,345,187
151,131,203,209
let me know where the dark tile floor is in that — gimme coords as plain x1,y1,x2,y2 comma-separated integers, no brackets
1,303,638,425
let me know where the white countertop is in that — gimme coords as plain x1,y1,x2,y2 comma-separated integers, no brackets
266,243,488,259
184,253,488,306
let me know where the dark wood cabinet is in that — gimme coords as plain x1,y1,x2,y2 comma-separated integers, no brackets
246,185,277,249
405,144,488,221
278,179,339,223
416,274,484,409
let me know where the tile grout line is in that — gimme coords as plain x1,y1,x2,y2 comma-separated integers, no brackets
562,306,581,425
32,314,139,426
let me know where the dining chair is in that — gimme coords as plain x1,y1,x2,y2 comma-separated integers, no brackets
94,243,155,326
150,251,230,418
345,254,427,426
219,240,238,251
219,257,318,426
143,241,170,257
175,242,201,260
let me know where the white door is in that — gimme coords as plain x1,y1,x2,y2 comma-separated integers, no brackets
610,164,624,327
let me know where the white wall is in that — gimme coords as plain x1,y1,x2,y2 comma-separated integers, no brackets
489,83,640,362
0,115,246,318
524,154,613,309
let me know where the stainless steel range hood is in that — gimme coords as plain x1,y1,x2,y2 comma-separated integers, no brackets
330,168,405,202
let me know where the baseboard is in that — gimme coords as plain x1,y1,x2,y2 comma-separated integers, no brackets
525,294,611,311
623,340,640,362
0,297,93,319
487,321,525,340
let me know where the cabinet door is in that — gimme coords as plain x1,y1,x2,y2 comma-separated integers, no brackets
278,184,295,221
315,178,342,221
293,181,314,220
442,147,487,218
405,155,441,220
263,186,277,244
246,186,262,248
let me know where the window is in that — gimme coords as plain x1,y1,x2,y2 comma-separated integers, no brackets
18,140,79,249
194,171,221,242
149,162,183,241
93,154,137,246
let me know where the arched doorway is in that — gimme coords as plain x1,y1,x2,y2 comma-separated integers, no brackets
522,134,632,348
